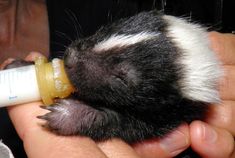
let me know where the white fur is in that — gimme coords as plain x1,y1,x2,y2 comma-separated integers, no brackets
163,15,222,103
93,32,159,52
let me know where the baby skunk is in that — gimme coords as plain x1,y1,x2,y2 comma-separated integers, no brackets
8,10,222,158
44,9,222,151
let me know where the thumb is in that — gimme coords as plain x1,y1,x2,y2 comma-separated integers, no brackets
190,121,234,158
133,124,190,158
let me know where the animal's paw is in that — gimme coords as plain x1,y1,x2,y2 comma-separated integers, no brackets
37,98,104,135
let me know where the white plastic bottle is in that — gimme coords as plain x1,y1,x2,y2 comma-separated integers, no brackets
0,57,74,107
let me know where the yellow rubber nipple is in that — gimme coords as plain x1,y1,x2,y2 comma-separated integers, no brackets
34,57,75,105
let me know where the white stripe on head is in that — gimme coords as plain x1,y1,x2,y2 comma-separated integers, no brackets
163,15,223,103
93,32,159,52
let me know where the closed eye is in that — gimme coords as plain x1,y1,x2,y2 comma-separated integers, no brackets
113,74,128,87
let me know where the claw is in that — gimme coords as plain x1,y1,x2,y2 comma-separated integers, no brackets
41,124,49,128
40,105,48,110
37,115,48,120
36,98,86,135
40,105,56,112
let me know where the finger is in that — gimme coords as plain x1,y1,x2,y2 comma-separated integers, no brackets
190,121,235,158
25,52,45,61
0,58,15,69
132,124,190,158
7,102,108,158
209,32,235,65
0,52,44,70
207,101,235,136
98,139,141,158
219,65,235,100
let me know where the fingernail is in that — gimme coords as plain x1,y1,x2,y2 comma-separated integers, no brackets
25,52,45,61
200,122,217,143
159,129,189,156
0,58,15,70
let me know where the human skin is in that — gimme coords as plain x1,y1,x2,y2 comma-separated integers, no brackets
0,0,235,157
0,0,49,63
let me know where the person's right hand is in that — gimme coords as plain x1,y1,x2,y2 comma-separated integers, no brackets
134,32,235,158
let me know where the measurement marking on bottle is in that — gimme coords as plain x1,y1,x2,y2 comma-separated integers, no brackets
9,96,18,100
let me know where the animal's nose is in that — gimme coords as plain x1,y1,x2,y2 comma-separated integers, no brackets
64,47,78,69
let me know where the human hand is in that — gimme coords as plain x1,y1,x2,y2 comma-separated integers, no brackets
171,32,235,158
190,32,235,158
0,0,49,63
134,32,235,158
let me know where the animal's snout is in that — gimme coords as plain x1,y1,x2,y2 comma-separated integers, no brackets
64,47,79,69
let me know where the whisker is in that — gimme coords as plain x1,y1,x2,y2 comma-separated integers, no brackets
65,9,84,39
51,50,66,59
51,41,69,50
152,0,166,13
55,52,65,59
207,22,223,32
107,10,113,22
55,30,73,43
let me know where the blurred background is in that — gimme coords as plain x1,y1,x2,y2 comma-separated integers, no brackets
47,0,235,57
153,0,234,33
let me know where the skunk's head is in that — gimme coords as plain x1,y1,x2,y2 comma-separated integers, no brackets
63,11,222,111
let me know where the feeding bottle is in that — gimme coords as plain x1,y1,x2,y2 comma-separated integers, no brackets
0,57,74,107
